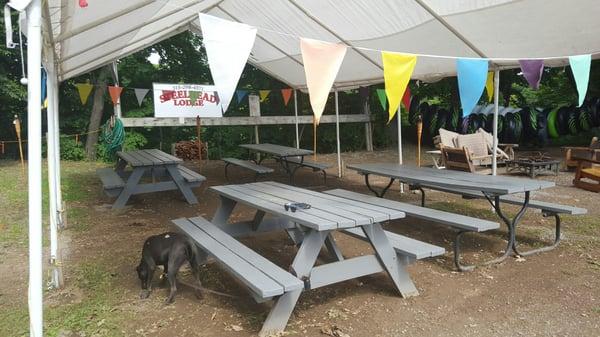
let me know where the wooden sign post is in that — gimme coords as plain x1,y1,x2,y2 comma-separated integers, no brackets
13,115,25,175
313,116,317,160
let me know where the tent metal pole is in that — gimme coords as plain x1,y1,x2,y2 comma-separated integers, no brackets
52,74,63,227
26,0,44,335
45,49,62,289
335,90,342,178
397,106,404,193
492,69,500,176
111,61,122,118
294,89,299,148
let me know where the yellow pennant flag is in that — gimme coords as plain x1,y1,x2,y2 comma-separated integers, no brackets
382,52,417,122
485,71,494,102
75,83,94,105
259,90,271,102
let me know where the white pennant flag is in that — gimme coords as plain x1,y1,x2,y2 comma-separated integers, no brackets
199,13,257,112
134,88,150,106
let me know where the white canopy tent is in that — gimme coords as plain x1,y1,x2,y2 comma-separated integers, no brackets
9,0,600,335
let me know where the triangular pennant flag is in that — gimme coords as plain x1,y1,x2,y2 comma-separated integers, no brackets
107,85,123,106
300,38,347,124
402,87,411,111
359,86,369,100
235,90,248,103
189,91,200,106
485,71,494,102
259,90,271,102
519,59,544,90
134,88,150,106
569,54,591,107
281,89,293,106
376,89,387,110
382,52,417,122
199,13,257,112
75,83,94,105
456,58,489,116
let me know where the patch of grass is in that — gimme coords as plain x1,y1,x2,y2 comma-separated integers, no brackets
0,262,127,337
567,215,600,237
592,307,600,314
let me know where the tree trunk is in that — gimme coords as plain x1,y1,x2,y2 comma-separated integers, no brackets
85,66,110,160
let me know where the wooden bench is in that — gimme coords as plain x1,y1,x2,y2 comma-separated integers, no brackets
172,216,304,337
342,227,445,261
177,165,206,185
416,184,587,256
285,156,332,184
97,168,125,197
324,189,500,270
222,157,274,182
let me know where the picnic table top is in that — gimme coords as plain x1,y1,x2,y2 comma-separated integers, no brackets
239,143,313,157
210,181,405,231
347,163,555,195
117,149,182,167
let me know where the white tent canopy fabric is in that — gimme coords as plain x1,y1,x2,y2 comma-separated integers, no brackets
48,0,600,87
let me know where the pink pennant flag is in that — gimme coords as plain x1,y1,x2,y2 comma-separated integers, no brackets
281,89,293,106
300,38,347,124
402,87,411,111
108,86,123,106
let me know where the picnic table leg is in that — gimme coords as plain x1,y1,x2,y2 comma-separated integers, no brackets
362,223,419,297
165,165,198,205
364,174,395,198
115,158,127,176
513,211,561,256
211,196,237,226
324,233,344,262
260,289,302,337
112,167,146,209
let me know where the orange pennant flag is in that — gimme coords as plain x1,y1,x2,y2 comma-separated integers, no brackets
281,89,293,106
108,86,123,106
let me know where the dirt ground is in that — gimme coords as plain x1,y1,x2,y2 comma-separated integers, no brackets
1,145,599,337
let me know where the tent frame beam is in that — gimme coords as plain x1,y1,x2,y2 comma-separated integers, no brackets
287,0,383,71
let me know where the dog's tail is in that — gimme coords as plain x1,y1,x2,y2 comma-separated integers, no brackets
185,237,205,268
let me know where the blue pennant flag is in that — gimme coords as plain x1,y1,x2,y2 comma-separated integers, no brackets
235,90,248,104
456,58,489,116
569,54,591,107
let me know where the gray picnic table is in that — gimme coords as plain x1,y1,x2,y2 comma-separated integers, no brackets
239,143,315,182
174,181,444,336
347,163,557,270
97,149,205,209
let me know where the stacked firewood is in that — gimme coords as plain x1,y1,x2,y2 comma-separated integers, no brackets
173,141,208,160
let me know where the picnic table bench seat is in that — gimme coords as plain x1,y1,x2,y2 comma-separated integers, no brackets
97,168,125,197
284,156,332,184
176,165,206,184
324,188,501,270
341,227,445,260
223,157,274,181
414,184,587,257
173,216,304,337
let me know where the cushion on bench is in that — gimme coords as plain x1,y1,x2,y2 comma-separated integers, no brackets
172,216,302,300
325,189,499,232
223,158,274,174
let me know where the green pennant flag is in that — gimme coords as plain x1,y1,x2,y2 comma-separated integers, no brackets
189,91,200,106
376,88,387,110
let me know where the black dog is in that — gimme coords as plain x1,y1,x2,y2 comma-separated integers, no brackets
136,232,204,304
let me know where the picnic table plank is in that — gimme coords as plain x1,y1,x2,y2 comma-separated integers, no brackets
224,184,358,228
264,181,405,219
117,151,143,166
145,148,181,164
210,185,338,230
245,183,379,225
240,143,313,157
255,182,401,223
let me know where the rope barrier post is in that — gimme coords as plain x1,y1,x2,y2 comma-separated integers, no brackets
416,115,423,167
313,115,317,161
1,141,4,154
13,115,25,175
